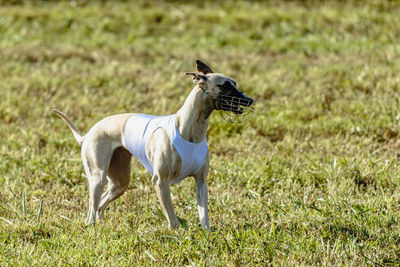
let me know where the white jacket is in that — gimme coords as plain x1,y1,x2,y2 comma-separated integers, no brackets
124,113,208,182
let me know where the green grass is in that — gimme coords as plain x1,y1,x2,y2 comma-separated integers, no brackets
1,0,400,265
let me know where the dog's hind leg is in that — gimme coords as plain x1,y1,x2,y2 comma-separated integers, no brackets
86,172,106,225
97,147,131,222
81,140,112,225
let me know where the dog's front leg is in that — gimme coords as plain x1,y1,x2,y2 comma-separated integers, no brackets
152,175,180,228
194,161,210,230
196,177,210,229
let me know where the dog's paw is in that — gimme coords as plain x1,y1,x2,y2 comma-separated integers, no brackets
169,220,180,229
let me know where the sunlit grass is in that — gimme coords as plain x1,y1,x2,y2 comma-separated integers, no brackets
1,0,400,265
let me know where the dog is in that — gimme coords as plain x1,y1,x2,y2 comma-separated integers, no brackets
52,60,255,229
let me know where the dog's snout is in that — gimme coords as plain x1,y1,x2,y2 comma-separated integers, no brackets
248,98,255,106
240,93,255,107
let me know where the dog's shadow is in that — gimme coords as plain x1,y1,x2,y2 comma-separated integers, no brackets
177,217,188,229
157,209,188,229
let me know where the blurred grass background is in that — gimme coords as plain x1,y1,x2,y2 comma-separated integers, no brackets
1,0,400,265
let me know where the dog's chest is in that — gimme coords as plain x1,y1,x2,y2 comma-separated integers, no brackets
124,113,208,179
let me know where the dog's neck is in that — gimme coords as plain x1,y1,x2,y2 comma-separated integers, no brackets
176,85,214,143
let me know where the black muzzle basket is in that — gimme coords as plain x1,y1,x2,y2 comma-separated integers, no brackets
214,94,255,123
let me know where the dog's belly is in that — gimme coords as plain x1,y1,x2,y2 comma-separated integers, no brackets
169,176,187,184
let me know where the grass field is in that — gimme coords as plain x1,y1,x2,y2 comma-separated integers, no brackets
1,0,400,265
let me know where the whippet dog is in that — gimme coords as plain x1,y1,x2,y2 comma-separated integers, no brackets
52,60,255,229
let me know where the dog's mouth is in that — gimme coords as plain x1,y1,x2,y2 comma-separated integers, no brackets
214,94,255,123
223,101,243,114
216,95,254,113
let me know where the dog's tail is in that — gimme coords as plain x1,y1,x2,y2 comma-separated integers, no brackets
52,109,84,145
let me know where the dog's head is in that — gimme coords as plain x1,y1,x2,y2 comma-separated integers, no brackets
185,60,255,115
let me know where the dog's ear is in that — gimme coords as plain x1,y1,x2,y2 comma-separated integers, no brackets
196,60,213,74
185,72,208,85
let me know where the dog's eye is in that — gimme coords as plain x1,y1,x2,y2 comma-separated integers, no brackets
217,81,237,94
